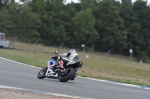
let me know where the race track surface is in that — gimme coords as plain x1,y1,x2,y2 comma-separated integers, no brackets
0,57,150,99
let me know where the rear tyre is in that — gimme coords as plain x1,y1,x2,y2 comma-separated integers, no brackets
37,67,47,79
59,68,75,82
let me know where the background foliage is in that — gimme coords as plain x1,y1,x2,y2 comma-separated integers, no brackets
1,0,150,61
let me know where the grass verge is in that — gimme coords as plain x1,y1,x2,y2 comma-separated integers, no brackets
1,42,150,86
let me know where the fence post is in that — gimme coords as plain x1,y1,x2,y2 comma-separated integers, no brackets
35,39,40,52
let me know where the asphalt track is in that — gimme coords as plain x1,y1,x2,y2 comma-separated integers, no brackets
0,57,150,99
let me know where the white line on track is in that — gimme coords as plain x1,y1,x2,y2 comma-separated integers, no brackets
0,85,94,99
79,77,150,90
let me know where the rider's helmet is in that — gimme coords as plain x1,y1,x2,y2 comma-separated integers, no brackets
69,49,76,53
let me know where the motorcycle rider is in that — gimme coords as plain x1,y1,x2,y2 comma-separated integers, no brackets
59,48,79,59
58,48,79,65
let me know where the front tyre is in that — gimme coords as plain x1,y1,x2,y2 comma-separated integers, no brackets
37,67,47,79
59,68,75,82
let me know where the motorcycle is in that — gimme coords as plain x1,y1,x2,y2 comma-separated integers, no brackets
37,51,83,82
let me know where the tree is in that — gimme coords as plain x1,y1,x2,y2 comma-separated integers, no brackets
120,0,139,56
0,7,11,34
17,4,41,42
5,3,41,42
73,8,99,48
30,0,67,45
122,0,132,4
132,0,150,61
93,0,127,53
80,0,98,10
0,0,15,9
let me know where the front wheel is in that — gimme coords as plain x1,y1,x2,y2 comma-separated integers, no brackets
37,67,47,79
59,68,76,82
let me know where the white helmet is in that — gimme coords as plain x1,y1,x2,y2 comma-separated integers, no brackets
69,49,76,53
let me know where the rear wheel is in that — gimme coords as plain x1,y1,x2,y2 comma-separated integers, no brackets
37,67,47,79
59,68,75,82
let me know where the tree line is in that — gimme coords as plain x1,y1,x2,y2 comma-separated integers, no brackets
0,0,150,61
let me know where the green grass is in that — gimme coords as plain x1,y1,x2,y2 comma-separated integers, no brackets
1,42,150,86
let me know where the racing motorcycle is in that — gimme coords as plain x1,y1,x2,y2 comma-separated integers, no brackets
37,51,83,82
